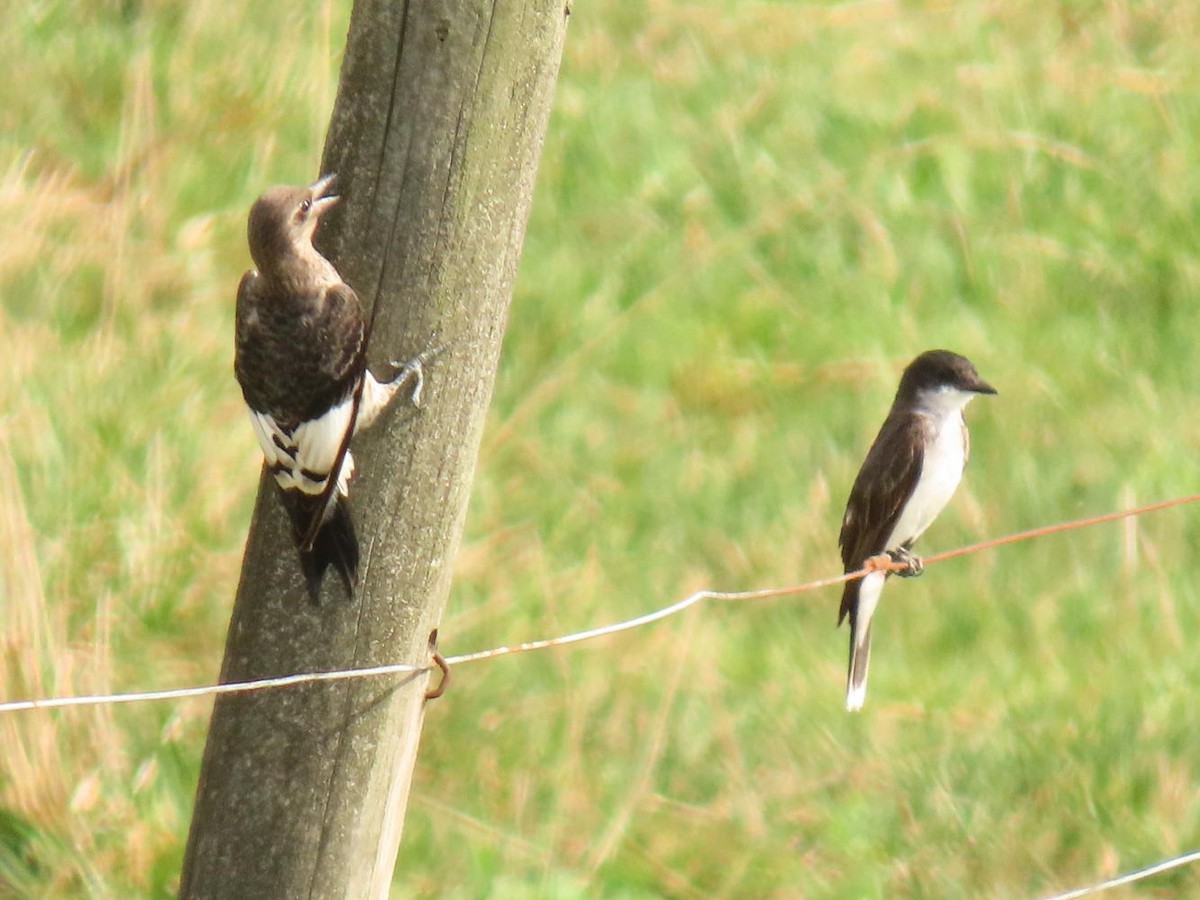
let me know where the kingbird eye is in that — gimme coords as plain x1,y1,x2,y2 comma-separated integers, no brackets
298,198,312,217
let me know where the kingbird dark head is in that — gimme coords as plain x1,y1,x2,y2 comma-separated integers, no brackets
246,174,340,274
898,349,997,398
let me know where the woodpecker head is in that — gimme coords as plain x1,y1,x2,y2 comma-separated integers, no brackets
246,173,340,280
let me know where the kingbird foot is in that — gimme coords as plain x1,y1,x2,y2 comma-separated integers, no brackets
888,547,924,577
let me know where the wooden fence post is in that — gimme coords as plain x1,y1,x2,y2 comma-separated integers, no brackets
179,1,568,896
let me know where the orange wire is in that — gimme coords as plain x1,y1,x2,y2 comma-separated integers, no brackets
923,492,1200,566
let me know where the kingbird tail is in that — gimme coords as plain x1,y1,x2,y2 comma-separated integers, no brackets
841,570,885,711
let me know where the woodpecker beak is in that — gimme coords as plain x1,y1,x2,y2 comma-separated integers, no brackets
308,173,340,217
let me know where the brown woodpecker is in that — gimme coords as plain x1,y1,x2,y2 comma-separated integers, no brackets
234,174,433,600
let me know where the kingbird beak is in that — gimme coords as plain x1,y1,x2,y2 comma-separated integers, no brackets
974,378,998,396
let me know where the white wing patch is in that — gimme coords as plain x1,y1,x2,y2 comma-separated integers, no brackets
292,400,355,487
244,366,417,505
248,411,291,471
247,396,356,498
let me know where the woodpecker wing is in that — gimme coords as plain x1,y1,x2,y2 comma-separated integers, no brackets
293,282,374,552
235,272,369,549
294,371,366,553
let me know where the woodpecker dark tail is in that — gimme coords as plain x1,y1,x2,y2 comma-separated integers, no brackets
283,492,359,602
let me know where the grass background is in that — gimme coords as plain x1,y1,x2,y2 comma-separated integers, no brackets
4,0,1200,896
